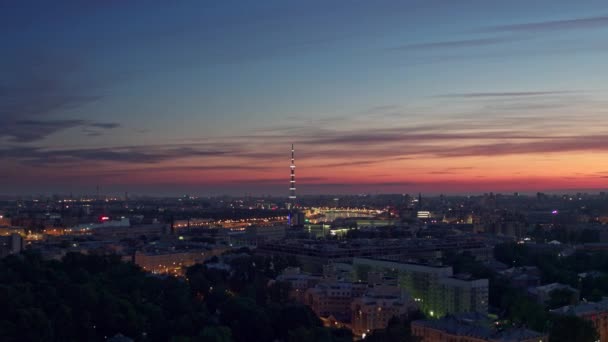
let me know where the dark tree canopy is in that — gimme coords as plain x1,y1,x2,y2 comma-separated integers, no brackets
0,251,346,342
549,315,598,342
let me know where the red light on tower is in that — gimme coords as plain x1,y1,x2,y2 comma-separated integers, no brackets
100,216,110,221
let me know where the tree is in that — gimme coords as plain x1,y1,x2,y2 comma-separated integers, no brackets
547,288,577,309
328,328,353,342
494,242,529,267
0,252,354,342
267,281,291,305
507,296,550,332
199,326,232,342
219,297,274,342
288,326,341,342
271,304,322,341
549,315,598,342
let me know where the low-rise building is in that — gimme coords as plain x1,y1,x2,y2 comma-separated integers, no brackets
0,233,23,257
499,266,541,289
133,246,227,275
438,276,489,315
353,258,489,317
276,267,322,302
351,285,416,336
304,281,368,322
0,214,11,227
93,223,169,239
411,315,547,342
246,224,286,243
0,227,25,236
527,283,579,305
551,298,608,342
257,236,493,273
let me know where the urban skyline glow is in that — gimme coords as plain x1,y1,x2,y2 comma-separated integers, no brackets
2,1,608,196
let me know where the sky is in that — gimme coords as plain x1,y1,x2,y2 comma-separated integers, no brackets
2,0,608,196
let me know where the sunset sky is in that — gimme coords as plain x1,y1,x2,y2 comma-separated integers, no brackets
2,1,608,196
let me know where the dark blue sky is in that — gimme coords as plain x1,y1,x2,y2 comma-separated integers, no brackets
2,1,608,195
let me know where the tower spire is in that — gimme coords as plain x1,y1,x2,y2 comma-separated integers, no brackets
289,144,296,201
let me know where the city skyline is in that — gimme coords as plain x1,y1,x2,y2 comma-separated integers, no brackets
2,1,608,195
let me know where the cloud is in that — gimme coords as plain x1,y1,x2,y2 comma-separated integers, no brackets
433,135,608,158
489,15,608,32
221,177,415,188
3,106,608,186
0,50,126,142
296,129,548,147
76,164,273,177
0,86,101,122
363,105,400,113
2,119,120,142
0,58,104,122
391,37,520,50
0,145,229,165
429,167,474,175
89,122,121,129
436,90,577,98
181,113,608,165
318,156,413,168
227,177,329,185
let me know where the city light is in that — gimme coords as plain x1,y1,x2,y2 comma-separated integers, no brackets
0,2,602,341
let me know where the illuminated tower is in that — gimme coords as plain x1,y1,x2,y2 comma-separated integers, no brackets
289,144,296,202
288,144,305,226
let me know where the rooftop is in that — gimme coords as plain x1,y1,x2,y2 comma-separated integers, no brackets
551,298,608,317
412,316,546,341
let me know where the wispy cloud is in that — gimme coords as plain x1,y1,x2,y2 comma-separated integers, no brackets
1,54,104,122
0,145,229,165
89,122,120,129
318,156,412,168
391,36,520,50
429,167,475,175
80,164,273,177
295,129,551,147
2,102,608,186
436,90,578,98
227,177,329,185
434,135,608,158
2,119,120,142
0,50,127,142
489,15,608,32
176,111,608,164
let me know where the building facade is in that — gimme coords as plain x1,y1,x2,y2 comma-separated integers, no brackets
353,258,489,317
304,281,368,322
350,285,416,336
411,316,548,342
0,233,23,258
552,298,608,342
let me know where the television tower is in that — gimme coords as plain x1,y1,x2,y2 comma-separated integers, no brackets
289,144,296,202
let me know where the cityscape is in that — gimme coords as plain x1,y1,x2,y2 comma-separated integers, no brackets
3,2,608,342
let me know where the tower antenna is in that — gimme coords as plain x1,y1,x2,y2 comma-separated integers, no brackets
289,144,296,201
